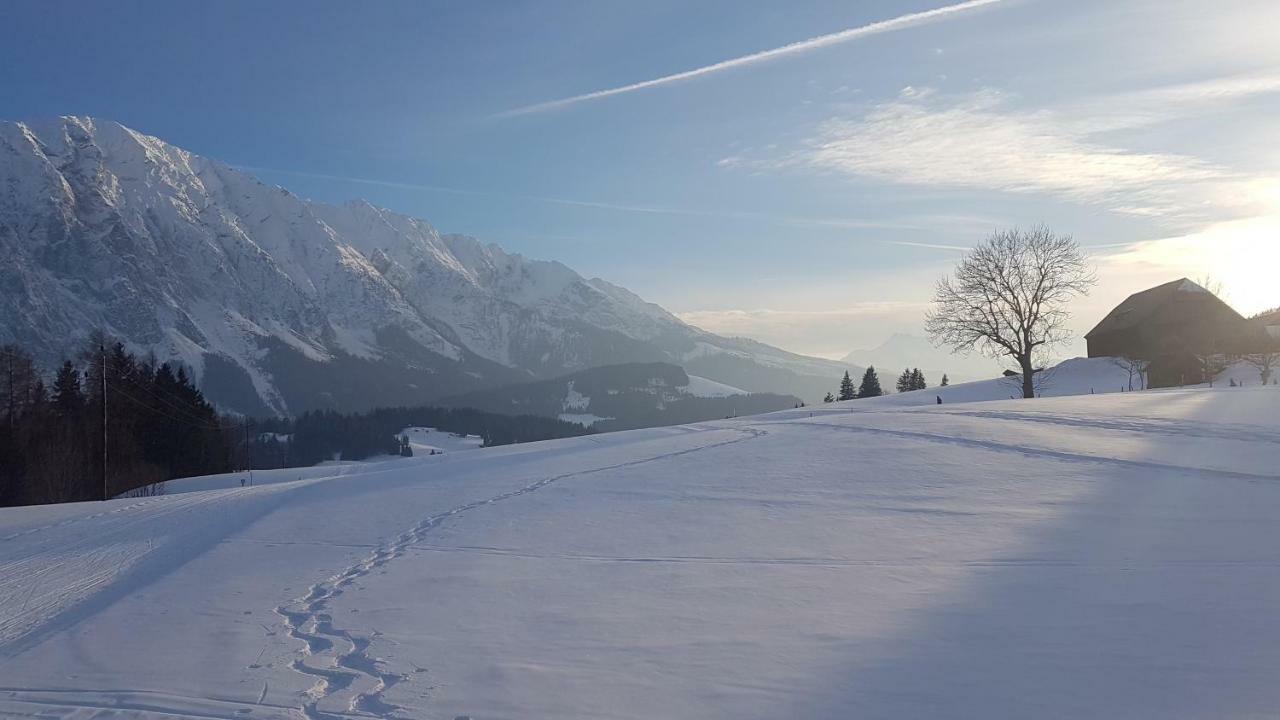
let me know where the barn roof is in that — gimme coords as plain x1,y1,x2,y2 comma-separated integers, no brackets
1085,278,1238,339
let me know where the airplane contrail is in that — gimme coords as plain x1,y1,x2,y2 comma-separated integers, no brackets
497,0,1007,117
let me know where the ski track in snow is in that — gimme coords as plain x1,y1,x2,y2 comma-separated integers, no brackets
932,409,1280,444
274,426,766,719
404,543,1280,569
0,486,289,651
780,420,1280,482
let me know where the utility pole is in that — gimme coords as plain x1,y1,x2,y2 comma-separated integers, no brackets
100,343,108,501
6,354,16,434
243,419,254,487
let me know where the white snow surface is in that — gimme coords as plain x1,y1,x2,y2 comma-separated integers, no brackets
3,386,1280,719
401,426,485,456
864,356,1277,409
682,374,747,397
557,412,615,427
860,356,1133,407
562,381,590,411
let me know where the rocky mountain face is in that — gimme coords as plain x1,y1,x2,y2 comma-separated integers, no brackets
0,117,855,414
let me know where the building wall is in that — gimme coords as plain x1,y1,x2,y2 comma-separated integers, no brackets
1086,291,1254,387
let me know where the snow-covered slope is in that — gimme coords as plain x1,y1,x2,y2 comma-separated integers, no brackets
401,426,484,455
683,374,747,397
2,385,1278,719
0,117,854,413
854,356,1132,407
858,355,1274,409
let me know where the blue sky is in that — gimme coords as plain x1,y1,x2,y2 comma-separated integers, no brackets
3,0,1278,359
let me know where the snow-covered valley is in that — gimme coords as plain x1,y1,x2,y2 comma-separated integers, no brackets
2,385,1278,719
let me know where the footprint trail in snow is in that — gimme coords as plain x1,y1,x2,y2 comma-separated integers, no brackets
273,426,765,718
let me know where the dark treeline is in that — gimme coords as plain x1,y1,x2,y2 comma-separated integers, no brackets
279,406,593,467
895,368,928,393
1,337,233,507
2,337,595,507
826,366,896,402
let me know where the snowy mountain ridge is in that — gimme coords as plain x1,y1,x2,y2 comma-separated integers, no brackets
0,116,854,414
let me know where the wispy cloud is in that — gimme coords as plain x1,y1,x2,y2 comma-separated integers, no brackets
233,162,939,232
496,0,1007,117
880,239,973,252
1067,70,1280,134
789,76,1280,223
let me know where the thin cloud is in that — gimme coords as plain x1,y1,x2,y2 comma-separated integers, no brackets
496,0,1007,117
793,87,1254,223
231,162,930,231
769,69,1280,226
881,239,972,252
234,163,733,216
1067,70,1280,134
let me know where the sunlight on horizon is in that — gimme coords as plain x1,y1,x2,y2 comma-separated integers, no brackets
1104,214,1280,316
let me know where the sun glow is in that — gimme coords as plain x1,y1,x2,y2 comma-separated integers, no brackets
1103,215,1280,317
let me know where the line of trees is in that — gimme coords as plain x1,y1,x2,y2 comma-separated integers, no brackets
895,368,927,393
825,367,892,403
1,338,234,507
1,337,597,507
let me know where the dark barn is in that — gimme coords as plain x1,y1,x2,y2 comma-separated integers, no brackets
1086,278,1251,387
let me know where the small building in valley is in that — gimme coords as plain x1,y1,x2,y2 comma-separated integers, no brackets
1086,278,1253,387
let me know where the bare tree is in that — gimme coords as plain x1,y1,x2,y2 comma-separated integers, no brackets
926,227,1095,399
1188,333,1230,386
1243,336,1280,386
1113,355,1150,391
1195,273,1226,300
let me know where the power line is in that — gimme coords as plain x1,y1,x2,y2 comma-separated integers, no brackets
111,371,226,428
108,384,230,431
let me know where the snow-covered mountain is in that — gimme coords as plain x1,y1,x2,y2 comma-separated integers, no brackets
0,116,854,414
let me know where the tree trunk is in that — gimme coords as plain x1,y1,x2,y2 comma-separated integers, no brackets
1019,355,1035,399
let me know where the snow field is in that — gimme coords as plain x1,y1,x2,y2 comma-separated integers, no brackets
0,388,1278,719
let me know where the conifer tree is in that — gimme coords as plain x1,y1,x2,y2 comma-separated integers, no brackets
52,361,84,415
858,366,884,398
911,368,927,391
896,368,916,392
838,371,856,401
823,392,835,403
941,374,950,387
1,345,38,428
